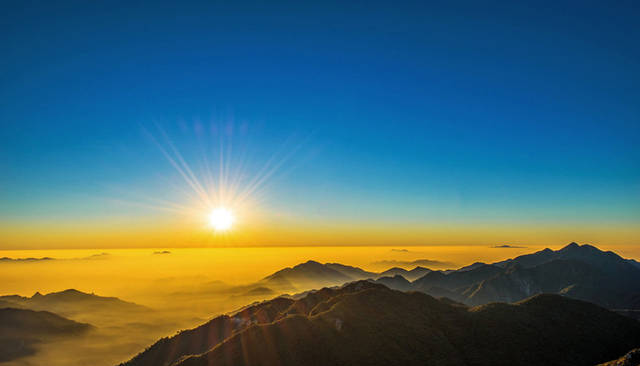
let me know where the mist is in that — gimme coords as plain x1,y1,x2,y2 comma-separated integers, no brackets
1,244,637,366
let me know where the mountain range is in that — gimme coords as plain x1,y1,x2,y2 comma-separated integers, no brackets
0,307,91,362
404,243,640,310
4,242,640,365
253,243,640,312
121,280,640,366
0,289,148,320
598,348,640,366
260,261,378,291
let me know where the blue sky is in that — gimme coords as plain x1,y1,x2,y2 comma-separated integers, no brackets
1,1,639,246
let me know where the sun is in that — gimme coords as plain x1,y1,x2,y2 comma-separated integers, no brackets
209,207,235,231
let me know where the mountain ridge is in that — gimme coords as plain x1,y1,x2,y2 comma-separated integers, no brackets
122,280,640,366
0,307,92,362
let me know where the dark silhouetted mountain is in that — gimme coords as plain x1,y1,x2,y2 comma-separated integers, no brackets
494,242,636,272
378,266,409,277
378,266,431,281
372,259,454,268
374,274,412,291
261,260,374,291
413,264,503,294
0,307,91,362
0,253,109,262
120,281,383,366
455,262,487,272
0,289,147,319
0,256,54,262
598,348,640,366
216,244,640,315
409,243,640,311
233,286,275,297
627,259,640,270
123,281,640,366
325,263,377,279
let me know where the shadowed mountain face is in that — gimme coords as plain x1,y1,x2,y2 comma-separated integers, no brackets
120,282,379,366
195,243,640,314
598,348,640,366
400,243,640,310
121,281,640,366
0,289,147,319
495,242,639,272
259,260,430,293
0,307,91,362
375,274,412,291
261,260,376,291
378,266,431,281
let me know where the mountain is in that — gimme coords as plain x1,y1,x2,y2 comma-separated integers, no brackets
262,260,353,290
262,261,432,292
121,283,380,366
252,243,640,312
455,262,487,272
0,289,148,319
413,263,502,296
378,266,431,281
598,348,640,366
122,281,640,366
374,274,412,291
0,307,91,362
325,263,377,279
494,242,636,271
407,243,640,310
627,259,640,270
260,260,380,291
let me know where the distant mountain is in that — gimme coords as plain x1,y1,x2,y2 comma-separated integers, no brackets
378,266,431,281
405,243,640,310
235,244,640,312
494,242,633,271
232,286,276,297
0,256,54,262
372,258,454,268
260,260,382,292
374,274,412,291
0,289,147,319
261,261,433,292
122,281,640,366
324,263,377,279
454,262,487,272
412,263,502,298
0,307,91,362
262,260,354,290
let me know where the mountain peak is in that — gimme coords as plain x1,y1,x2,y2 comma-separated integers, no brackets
299,260,322,267
341,279,387,292
59,289,85,294
410,266,429,271
385,267,405,272
561,242,581,251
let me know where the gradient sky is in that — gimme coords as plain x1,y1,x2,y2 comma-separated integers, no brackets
1,1,639,249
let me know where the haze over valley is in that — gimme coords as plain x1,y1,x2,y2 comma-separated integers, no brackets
1,242,640,365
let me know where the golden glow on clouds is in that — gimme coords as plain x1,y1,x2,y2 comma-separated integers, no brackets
2,217,639,250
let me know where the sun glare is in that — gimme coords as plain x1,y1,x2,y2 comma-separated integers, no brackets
209,207,235,231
